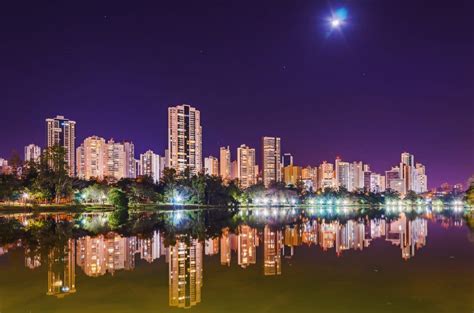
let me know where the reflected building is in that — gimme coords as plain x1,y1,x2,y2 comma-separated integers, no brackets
139,231,160,263
47,239,76,298
301,221,318,246
76,233,137,276
220,228,231,266
283,225,302,258
263,226,282,276
168,236,203,309
25,247,41,269
205,237,219,256
386,215,428,260
319,221,337,251
237,225,257,268
370,219,386,239
336,220,366,255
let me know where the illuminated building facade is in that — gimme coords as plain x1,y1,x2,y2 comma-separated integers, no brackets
236,144,256,188
139,150,162,183
168,104,202,175
204,155,219,176
262,136,281,187
46,115,76,176
219,146,231,181
24,144,41,162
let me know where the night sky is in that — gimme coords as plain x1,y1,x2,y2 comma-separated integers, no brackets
1,1,473,188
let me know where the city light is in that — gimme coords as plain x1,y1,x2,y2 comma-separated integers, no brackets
330,18,341,28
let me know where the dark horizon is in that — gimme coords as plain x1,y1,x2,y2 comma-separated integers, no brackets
1,1,473,188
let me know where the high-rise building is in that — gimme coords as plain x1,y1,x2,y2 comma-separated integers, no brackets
204,156,219,176
352,161,365,190
0,158,10,175
236,144,256,188
318,161,335,189
219,146,231,180
46,115,76,176
414,163,428,193
281,153,293,168
168,104,202,175
335,157,351,190
301,166,318,190
230,160,238,180
24,144,41,162
163,149,170,171
262,136,281,187
386,166,404,194
139,150,162,183
400,152,415,194
369,172,385,193
76,137,135,181
283,165,302,186
104,139,136,180
76,136,107,180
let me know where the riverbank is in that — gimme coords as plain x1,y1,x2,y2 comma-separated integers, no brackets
0,203,236,214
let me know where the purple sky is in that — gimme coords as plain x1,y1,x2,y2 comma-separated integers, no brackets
1,1,473,188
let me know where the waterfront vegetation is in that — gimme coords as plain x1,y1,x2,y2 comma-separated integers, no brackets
0,148,471,220
0,204,472,247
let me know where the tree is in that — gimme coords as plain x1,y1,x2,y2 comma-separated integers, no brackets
0,174,22,202
31,146,72,203
8,150,22,176
107,188,129,229
108,188,129,209
404,190,420,202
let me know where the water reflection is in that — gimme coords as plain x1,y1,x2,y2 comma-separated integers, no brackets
169,235,202,308
0,207,470,310
47,239,76,297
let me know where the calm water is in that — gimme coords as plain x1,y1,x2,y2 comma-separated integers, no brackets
0,208,472,313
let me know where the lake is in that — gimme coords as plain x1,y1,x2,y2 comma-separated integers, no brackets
0,207,472,313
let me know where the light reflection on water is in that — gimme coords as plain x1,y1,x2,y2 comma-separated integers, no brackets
0,207,472,312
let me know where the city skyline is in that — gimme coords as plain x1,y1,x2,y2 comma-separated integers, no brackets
1,1,472,188
0,110,442,192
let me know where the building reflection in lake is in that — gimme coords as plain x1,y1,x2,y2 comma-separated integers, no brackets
168,235,203,309
220,228,231,266
0,211,452,308
47,239,76,298
237,225,258,268
76,230,162,276
386,215,427,260
263,225,281,276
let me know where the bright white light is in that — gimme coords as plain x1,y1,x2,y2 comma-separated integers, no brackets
330,18,341,28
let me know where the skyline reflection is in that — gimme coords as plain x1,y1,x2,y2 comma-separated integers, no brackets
0,209,469,309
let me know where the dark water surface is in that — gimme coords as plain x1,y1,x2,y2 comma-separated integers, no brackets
0,209,472,313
